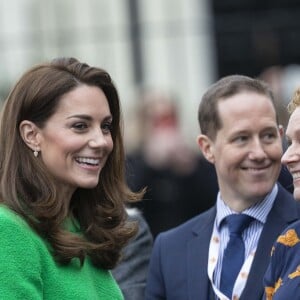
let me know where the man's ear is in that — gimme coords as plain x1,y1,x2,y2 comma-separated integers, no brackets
197,134,215,164
19,120,40,152
279,124,284,137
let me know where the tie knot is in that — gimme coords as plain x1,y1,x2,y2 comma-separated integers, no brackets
226,214,253,235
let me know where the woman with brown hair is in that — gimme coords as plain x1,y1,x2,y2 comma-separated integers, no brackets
0,57,142,299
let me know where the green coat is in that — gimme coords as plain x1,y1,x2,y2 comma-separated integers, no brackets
0,204,123,300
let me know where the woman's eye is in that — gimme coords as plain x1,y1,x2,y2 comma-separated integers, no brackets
102,122,113,133
72,122,88,130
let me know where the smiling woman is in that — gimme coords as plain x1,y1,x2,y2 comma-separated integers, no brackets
263,87,300,300
19,84,114,196
0,57,144,299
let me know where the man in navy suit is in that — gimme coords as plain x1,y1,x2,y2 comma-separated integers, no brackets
145,75,300,300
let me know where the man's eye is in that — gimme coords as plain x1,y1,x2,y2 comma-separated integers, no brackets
263,133,276,142
234,136,248,143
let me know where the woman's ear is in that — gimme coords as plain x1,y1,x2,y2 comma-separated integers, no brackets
197,134,215,164
19,120,40,152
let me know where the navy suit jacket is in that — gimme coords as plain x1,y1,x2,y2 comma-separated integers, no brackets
145,184,300,300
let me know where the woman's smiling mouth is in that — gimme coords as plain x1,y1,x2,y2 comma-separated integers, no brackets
75,157,100,166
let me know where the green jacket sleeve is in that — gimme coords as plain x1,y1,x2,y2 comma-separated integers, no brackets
0,208,43,299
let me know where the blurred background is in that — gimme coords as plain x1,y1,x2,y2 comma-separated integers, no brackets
1,0,299,236
0,0,215,150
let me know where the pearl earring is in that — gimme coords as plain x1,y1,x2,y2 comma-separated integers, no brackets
33,150,39,157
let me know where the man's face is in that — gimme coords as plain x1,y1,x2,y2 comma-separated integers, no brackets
199,91,283,207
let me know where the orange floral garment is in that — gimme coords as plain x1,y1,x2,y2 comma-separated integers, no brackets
264,224,300,299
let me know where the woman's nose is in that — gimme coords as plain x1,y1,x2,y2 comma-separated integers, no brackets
88,130,108,148
282,144,300,165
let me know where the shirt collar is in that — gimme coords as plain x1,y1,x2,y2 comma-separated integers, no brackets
216,184,278,230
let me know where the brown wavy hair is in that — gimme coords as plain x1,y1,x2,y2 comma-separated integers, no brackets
0,57,143,269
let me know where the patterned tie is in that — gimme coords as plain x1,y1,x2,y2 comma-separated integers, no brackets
220,214,253,298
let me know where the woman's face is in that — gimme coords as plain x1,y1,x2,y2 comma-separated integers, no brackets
37,84,114,195
282,106,300,200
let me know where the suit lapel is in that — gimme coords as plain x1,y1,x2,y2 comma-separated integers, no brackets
187,208,216,300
